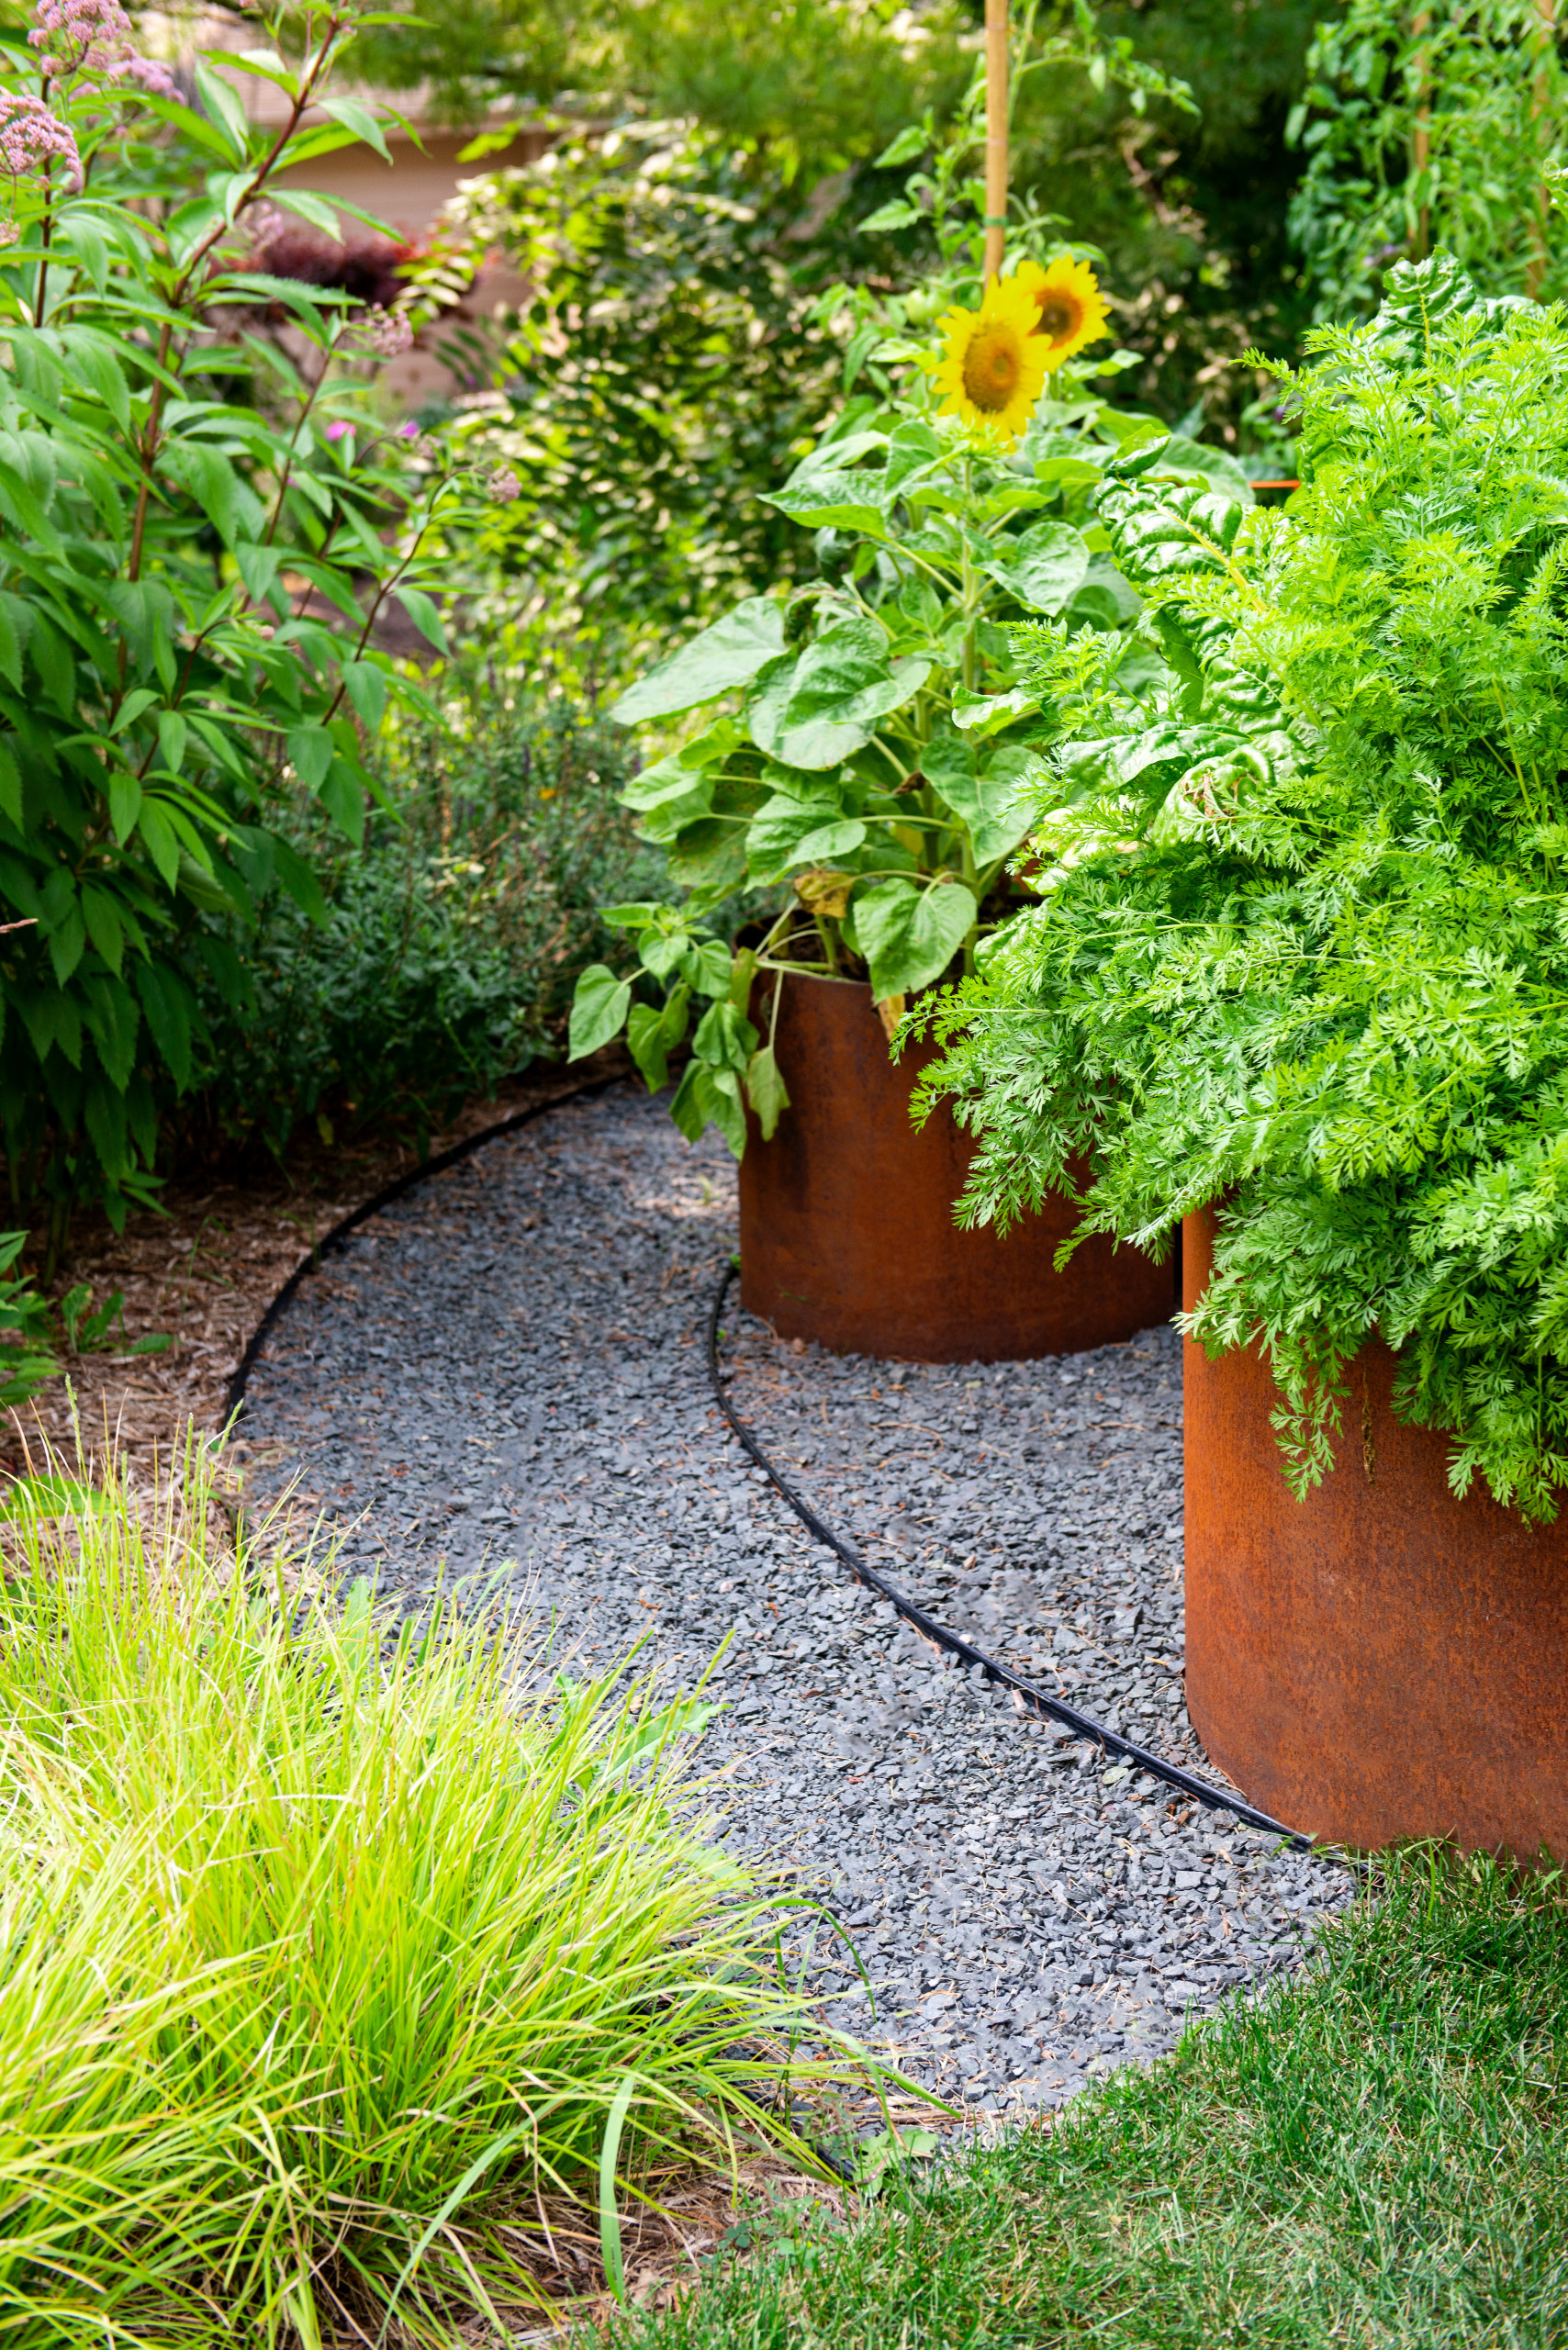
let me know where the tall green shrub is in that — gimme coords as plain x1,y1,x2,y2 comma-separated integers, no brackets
1289,0,1568,318
182,685,664,1165
0,1,499,1261
428,123,847,663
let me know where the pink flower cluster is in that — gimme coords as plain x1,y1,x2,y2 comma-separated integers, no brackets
28,0,178,101
29,0,131,79
109,52,178,100
488,467,522,505
0,91,80,180
357,305,415,359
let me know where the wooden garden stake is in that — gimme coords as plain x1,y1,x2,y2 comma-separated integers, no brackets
985,0,1009,283
1529,0,1558,295
1410,7,1431,261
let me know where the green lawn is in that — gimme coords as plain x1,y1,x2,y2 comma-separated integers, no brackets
610,1852,1568,2349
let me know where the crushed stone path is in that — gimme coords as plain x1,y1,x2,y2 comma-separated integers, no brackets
239,1083,1351,2118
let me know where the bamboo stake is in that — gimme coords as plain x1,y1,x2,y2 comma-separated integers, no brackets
985,0,1008,284
1410,7,1431,261
1529,0,1558,296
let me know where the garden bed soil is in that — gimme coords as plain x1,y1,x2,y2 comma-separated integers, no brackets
6,1046,633,1486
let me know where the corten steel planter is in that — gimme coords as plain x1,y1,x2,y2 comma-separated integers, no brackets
1182,1208,1568,1859
736,974,1174,1363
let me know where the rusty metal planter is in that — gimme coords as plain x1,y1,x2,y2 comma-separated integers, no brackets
736,973,1173,1364
1182,1209,1568,1859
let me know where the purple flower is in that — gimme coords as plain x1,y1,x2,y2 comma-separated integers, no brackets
30,0,179,102
398,420,419,437
324,420,353,442
110,52,179,100
0,92,80,180
356,305,415,359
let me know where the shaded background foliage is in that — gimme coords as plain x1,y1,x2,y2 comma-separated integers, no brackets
181,689,657,1172
12,0,1567,1277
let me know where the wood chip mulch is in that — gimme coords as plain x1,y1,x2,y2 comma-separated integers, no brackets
6,1046,633,1487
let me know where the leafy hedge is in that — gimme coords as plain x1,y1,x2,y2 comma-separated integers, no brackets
0,8,497,1263
181,687,663,1168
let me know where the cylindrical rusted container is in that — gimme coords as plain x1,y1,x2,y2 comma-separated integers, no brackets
736,974,1173,1363
1182,1208,1568,1859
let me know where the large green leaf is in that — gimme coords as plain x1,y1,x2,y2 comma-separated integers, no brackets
669,1061,746,1156
610,599,785,725
765,472,889,536
666,816,751,895
622,722,741,812
745,787,858,878
983,520,1091,615
568,964,633,1058
1149,436,1256,508
692,998,758,1073
627,981,689,1092
749,616,931,771
852,876,978,1000
745,1043,790,1139
924,736,1037,865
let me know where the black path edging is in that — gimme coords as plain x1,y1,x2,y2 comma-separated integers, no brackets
706,1263,1317,1855
220,1075,1317,1861
220,1074,624,1431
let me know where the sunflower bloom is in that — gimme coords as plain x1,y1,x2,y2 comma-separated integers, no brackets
932,274,1049,447
1014,254,1109,372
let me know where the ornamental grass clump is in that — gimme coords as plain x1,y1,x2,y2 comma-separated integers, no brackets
917,255,1568,1521
0,1441,879,2344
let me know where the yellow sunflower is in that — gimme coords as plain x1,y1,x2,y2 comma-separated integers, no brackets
1014,254,1109,373
932,273,1049,448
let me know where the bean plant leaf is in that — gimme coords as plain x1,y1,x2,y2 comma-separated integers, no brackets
950,685,1037,738
853,876,978,1000
764,473,889,536
628,998,675,1091
745,1043,790,1139
669,1060,746,1155
932,744,1037,865
692,999,758,1073
745,788,854,878
610,598,786,724
983,520,1091,614
568,964,633,1059
749,616,931,770
683,935,734,997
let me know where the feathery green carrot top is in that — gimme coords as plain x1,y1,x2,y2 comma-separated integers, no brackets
917,255,1568,1520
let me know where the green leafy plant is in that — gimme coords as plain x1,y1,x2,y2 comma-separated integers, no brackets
0,1230,56,1408
181,678,664,1169
417,121,848,666
917,253,1568,1521
55,1278,168,1360
0,0,506,1265
0,1435,903,2342
566,238,1251,1158
1288,0,1568,319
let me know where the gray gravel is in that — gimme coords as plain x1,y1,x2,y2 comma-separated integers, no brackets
239,1082,1351,2117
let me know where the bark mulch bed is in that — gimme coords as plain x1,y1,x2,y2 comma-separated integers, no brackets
6,1046,631,1489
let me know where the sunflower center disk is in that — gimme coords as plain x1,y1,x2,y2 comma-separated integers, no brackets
962,325,1023,413
1037,297,1081,343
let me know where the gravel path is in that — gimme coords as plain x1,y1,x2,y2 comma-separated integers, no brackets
239,1082,1351,2118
